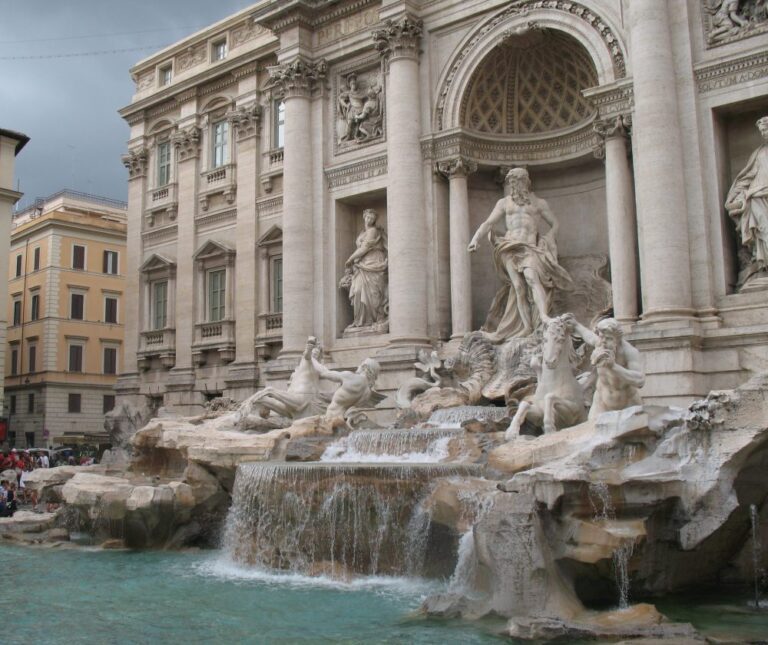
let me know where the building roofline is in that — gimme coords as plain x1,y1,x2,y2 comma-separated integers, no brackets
0,128,30,155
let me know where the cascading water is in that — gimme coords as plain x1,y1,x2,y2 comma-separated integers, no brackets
223,462,481,578
321,427,465,463
427,406,509,428
589,482,633,609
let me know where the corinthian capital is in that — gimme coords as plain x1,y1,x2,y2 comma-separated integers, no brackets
268,58,327,98
372,15,423,62
226,102,262,141
171,125,201,162
438,156,477,179
121,147,148,180
593,114,631,140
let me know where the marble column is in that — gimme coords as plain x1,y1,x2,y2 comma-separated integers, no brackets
373,16,429,345
269,58,325,354
438,156,477,338
170,125,201,370
594,116,638,324
628,0,693,320
228,103,262,365
120,146,149,375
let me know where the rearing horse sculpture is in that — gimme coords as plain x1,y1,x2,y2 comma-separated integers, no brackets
505,315,586,440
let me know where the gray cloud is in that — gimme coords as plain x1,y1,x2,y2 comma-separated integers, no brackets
0,0,252,209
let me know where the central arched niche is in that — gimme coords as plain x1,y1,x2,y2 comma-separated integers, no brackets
461,29,598,136
460,29,611,329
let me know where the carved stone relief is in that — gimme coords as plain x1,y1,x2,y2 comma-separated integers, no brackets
552,255,613,325
121,147,149,179
226,102,263,141
336,69,384,149
177,45,207,72
702,0,768,46
171,125,201,161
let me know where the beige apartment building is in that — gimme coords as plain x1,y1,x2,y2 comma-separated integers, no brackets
0,128,29,422
118,1,768,417
4,191,127,448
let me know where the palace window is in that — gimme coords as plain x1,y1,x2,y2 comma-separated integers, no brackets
68,393,81,413
10,348,18,376
103,394,115,414
207,268,226,322
103,250,119,275
157,140,171,186
15,254,22,277
212,39,227,62
271,257,283,313
68,344,83,373
30,292,40,321
104,296,118,324
28,344,36,373
72,244,86,270
211,120,228,168
70,292,85,320
9,396,16,415
33,247,40,271
12,297,21,326
103,346,118,375
274,100,285,149
27,393,34,414
159,64,172,86
152,281,168,330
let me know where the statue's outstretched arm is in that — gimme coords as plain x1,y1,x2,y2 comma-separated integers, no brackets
469,199,504,251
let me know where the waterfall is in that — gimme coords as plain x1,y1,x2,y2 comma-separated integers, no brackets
321,427,465,463
447,530,477,595
223,463,480,578
427,405,508,428
750,504,765,610
589,482,632,609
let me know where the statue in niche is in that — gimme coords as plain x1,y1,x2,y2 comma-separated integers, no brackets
725,116,768,287
311,356,385,423
564,315,645,419
468,167,573,342
339,208,389,335
236,337,326,421
338,72,383,144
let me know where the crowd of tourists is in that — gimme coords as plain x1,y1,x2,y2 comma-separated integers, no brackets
0,448,95,516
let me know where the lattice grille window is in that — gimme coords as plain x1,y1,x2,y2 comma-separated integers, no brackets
462,31,598,135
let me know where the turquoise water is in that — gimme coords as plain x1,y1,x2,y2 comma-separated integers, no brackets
0,546,503,644
4,545,768,644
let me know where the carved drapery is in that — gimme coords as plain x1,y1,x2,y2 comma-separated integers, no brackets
372,15,423,62
268,58,327,98
171,125,201,161
122,147,149,179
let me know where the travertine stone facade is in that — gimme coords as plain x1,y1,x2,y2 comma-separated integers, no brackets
119,0,768,415
4,191,126,447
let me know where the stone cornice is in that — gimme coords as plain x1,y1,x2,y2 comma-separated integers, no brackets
268,57,328,98
437,156,477,178
121,147,149,179
372,15,423,62
252,0,379,33
422,122,599,166
582,79,634,119
171,126,201,161
325,154,387,189
694,49,768,93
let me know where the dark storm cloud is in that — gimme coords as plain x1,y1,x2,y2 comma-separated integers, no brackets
0,0,252,209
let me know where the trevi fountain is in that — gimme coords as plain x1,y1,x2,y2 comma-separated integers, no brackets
5,1,768,642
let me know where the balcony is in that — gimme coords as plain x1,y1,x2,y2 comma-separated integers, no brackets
138,328,176,370
192,319,235,365
260,149,284,193
199,164,236,211
256,312,282,360
145,183,178,227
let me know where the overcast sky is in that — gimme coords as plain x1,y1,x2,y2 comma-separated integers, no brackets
0,0,254,211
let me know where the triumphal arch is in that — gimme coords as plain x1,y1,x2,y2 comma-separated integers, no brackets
119,1,768,416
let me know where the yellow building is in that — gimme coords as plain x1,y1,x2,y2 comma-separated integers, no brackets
4,190,127,448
